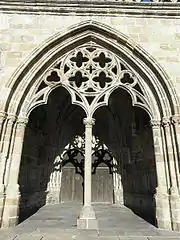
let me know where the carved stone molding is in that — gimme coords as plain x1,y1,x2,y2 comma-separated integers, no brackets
171,115,180,126
15,118,28,134
0,111,6,121
32,44,149,118
6,115,16,126
154,186,169,197
169,186,179,196
16,117,28,126
1,1,180,17
150,119,161,128
162,118,171,128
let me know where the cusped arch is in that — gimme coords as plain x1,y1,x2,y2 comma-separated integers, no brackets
2,20,179,120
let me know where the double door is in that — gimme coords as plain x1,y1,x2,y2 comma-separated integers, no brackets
60,155,113,203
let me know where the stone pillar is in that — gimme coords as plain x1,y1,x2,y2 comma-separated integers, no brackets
171,115,180,191
151,120,171,230
77,117,98,229
2,117,28,228
0,111,6,227
0,112,6,183
162,117,180,231
0,115,15,227
0,111,6,137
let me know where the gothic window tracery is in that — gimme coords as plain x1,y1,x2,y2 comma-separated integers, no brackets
32,44,151,118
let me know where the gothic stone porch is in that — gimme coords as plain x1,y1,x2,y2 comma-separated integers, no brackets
0,203,179,240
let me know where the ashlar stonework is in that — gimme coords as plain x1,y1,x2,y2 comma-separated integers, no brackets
0,0,180,233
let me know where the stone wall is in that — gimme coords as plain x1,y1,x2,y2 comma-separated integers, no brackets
0,12,180,107
0,2,180,230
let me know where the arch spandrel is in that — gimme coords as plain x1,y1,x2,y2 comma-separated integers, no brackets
1,20,179,120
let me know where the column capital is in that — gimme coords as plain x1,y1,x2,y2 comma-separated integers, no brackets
7,114,16,125
155,186,169,197
171,115,180,126
83,117,95,126
169,186,179,196
162,117,171,128
0,111,6,120
16,116,28,126
150,119,161,128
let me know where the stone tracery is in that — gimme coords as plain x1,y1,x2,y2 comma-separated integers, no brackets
31,45,149,118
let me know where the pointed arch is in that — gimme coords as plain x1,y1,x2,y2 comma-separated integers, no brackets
1,20,180,231
1,20,179,120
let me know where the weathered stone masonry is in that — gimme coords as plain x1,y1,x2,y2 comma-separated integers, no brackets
0,0,180,232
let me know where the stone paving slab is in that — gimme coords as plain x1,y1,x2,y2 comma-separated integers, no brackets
0,203,180,240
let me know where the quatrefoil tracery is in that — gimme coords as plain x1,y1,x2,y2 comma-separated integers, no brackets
44,46,138,93
31,44,151,117
62,47,119,93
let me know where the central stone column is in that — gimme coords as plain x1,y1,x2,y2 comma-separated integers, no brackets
77,117,98,229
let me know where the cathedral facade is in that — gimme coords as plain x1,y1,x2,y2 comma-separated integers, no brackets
0,0,180,231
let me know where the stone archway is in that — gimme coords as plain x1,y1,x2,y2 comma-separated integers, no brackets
0,21,180,231
17,86,86,222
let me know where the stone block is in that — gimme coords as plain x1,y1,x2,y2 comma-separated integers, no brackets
156,219,172,230
15,233,43,240
8,216,19,227
77,218,98,230
118,238,146,240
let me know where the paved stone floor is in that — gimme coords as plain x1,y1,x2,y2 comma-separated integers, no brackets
0,203,180,240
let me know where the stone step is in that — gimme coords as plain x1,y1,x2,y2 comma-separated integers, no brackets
1,204,180,240
3,235,180,240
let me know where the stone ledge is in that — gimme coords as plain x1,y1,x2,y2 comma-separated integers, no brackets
0,1,180,18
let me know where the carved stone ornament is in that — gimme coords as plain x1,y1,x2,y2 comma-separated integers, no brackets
162,117,171,127
31,44,150,117
17,117,29,125
150,119,161,128
171,115,180,126
0,111,6,120
6,115,16,125
53,45,137,91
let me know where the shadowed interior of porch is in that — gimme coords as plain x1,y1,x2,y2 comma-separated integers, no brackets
18,86,157,227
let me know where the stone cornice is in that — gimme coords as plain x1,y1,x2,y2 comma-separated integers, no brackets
0,1,180,18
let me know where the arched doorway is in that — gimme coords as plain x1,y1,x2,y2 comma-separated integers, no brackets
0,21,179,231
94,88,157,224
18,86,86,222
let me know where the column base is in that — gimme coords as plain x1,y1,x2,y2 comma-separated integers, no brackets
169,189,180,232
77,205,98,229
156,218,172,230
171,221,180,232
1,184,20,228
